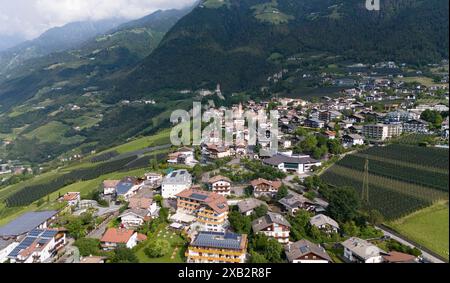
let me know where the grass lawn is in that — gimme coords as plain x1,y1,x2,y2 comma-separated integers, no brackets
135,225,187,263
388,201,449,261
24,121,70,143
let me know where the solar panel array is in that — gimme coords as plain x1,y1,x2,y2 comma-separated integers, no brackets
190,193,209,201
193,231,242,250
8,229,58,259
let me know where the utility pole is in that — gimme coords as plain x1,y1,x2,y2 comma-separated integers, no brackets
362,156,370,205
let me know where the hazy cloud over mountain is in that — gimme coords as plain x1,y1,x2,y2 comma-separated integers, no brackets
0,0,196,39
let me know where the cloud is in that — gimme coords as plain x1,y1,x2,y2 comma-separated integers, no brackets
0,0,196,39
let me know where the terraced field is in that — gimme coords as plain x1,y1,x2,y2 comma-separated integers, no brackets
321,144,449,220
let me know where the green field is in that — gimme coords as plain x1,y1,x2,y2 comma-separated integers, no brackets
389,202,449,261
135,225,187,263
321,144,449,219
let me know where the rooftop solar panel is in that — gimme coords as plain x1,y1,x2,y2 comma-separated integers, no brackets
190,193,208,201
193,231,242,250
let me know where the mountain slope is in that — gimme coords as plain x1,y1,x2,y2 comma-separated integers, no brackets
119,0,449,99
0,18,127,76
0,8,193,163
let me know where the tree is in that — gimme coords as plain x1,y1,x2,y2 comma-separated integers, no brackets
300,135,318,153
249,250,268,263
65,217,86,240
309,225,323,242
289,210,312,241
110,245,139,263
251,234,284,263
253,205,268,219
342,221,360,237
421,109,443,128
276,185,289,200
312,145,328,159
145,239,171,258
74,238,101,257
327,187,360,223
228,211,252,234
366,209,384,226
327,139,344,155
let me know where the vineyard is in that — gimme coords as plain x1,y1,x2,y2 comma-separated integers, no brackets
321,144,449,220
5,154,164,207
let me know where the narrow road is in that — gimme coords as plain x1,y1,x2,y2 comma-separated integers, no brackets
87,212,119,239
375,225,446,263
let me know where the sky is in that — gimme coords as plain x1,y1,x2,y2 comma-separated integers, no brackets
0,0,197,40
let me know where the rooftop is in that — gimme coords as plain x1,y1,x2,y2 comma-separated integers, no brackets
341,237,382,260
191,231,247,251
100,228,135,244
263,154,319,166
237,198,267,214
0,211,58,238
163,169,192,185
8,229,59,259
252,212,291,233
310,214,340,229
176,188,228,214
285,239,332,262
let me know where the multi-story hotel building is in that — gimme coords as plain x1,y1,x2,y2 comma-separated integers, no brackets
362,123,403,141
176,189,229,232
186,231,247,263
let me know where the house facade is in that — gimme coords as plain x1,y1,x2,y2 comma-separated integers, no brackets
208,175,232,196
161,170,193,199
251,178,282,198
342,237,384,263
176,189,229,232
186,231,247,263
285,239,332,263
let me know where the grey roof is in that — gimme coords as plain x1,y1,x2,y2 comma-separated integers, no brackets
310,214,340,230
120,208,149,219
252,212,291,233
285,239,332,262
279,192,315,210
192,231,245,250
341,237,382,260
237,198,267,214
162,169,192,185
0,211,58,238
263,154,319,167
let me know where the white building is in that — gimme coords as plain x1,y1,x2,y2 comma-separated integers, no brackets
7,229,66,263
100,228,142,251
285,239,332,263
0,240,19,263
342,237,384,263
263,154,322,174
161,170,192,199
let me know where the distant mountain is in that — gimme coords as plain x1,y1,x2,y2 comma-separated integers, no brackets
0,7,194,163
0,7,192,110
0,34,26,52
0,18,126,75
119,0,449,99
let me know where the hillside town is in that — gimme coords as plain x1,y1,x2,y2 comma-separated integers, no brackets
1,65,448,264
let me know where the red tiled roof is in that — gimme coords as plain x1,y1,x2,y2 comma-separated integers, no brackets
383,251,417,263
101,228,135,244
